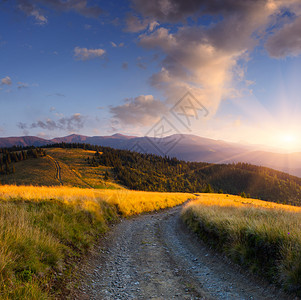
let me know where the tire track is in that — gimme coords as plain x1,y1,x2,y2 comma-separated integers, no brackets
76,206,289,300
47,155,63,185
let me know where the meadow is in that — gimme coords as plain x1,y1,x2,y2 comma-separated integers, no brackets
0,185,195,299
182,194,301,293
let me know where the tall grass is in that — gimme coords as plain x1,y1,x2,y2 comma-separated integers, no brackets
0,185,195,298
182,194,301,293
0,185,195,217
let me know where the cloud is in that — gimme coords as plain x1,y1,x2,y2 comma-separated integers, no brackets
47,93,66,97
17,122,28,130
17,82,29,89
74,47,105,60
111,41,124,48
125,14,149,32
122,62,128,70
110,95,168,126
1,76,12,85
16,0,103,22
17,0,47,24
265,15,301,58
30,113,85,131
123,0,301,122
136,56,147,69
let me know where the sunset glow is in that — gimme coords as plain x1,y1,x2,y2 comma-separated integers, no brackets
1,1,301,152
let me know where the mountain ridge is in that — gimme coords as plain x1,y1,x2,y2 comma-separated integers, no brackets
1,133,301,177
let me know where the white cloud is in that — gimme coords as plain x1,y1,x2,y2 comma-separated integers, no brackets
1,76,12,86
74,47,106,60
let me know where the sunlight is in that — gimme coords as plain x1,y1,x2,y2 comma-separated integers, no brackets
277,132,299,152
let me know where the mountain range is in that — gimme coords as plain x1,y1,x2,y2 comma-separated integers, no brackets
1,133,301,177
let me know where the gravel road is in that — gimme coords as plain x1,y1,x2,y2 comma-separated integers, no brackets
75,205,290,300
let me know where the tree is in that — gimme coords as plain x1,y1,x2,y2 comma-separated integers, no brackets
204,184,214,193
104,170,109,181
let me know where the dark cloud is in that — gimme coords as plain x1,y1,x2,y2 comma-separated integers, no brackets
17,0,47,24
125,14,149,32
110,95,168,126
30,113,85,131
122,62,128,70
16,0,103,24
131,0,267,23
38,0,103,18
265,16,301,58
17,122,28,130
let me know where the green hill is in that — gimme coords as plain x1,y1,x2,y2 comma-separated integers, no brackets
1,143,301,206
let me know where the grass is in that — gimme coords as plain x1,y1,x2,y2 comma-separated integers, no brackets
0,185,195,298
0,156,59,186
0,148,124,189
182,193,301,293
46,148,123,189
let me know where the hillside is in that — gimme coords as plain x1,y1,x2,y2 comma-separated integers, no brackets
2,144,301,206
1,133,301,177
0,147,122,189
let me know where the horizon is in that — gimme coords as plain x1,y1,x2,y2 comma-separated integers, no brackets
1,1,301,152
1,132,300,154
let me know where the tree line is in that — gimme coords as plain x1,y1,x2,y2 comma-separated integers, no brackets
7,142,301,206
0,147,46,175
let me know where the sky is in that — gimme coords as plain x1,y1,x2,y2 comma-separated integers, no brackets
1,0,301,152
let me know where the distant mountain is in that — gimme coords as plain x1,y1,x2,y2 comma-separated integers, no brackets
0,136,50,147
1,133,301,177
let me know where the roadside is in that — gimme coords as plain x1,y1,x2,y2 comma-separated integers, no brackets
74,205,289,299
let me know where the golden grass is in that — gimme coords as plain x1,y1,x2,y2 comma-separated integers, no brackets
0,185,196,217
46,148,123,189
189,193,301,212
0,156,59,186
0,148,124,189
0,184,195,298
182,194,301,293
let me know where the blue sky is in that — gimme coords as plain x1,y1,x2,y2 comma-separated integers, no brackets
1,0,301,152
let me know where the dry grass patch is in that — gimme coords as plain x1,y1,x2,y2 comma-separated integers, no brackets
0,185,195,298
182,194,301,294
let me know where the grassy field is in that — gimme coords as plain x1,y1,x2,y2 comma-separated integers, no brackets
0,156,59,186
182,194,301,293
0,185,195,298
46,148,122,189
0,148,123,189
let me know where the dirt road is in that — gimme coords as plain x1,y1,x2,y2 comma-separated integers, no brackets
76,205,288,300
47,155,62,185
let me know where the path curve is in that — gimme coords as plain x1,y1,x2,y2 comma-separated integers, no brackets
76,205,289,300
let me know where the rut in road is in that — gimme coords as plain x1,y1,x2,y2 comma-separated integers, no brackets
47,155,62,185
76,205,288,300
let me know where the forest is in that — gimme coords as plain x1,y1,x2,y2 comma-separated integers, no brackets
2,142,301,206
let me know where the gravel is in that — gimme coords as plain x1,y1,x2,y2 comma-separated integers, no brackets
74,205,291,300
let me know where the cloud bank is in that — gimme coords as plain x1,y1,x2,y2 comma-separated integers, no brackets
18,113,85,132
112,0,301,127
